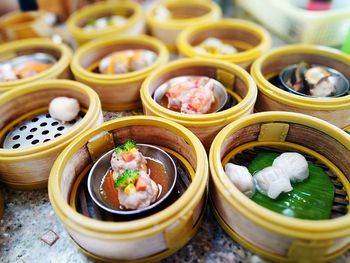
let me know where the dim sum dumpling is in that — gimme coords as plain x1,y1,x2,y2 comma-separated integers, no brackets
273,152,309,182
224,163,255,197
254,166,293,199
49,97,80,123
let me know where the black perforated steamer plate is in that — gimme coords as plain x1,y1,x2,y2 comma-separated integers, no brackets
3,112,83,149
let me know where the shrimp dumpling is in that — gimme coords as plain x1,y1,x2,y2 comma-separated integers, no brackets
273,152,309,182
254,166,293,199
224,163,255,197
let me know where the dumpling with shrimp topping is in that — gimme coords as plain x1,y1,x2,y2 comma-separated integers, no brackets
111,140,147,178
165,76,215,114
115,169,159,210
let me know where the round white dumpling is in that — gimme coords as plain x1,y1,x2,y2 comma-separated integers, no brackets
224,163,255,197
254,166,293,199
273,152,309,182
49,97,80,123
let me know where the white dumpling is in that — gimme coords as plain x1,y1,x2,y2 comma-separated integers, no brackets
224,163,255,197
49,97,80,123
273,152,309,182
254,166,293,199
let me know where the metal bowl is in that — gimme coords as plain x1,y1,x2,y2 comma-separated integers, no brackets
279,65,349,98
153,75,228,113
87,143,177,215
9,53,57,69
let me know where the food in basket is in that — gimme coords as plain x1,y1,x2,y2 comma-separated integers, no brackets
225,150,334,220
97,49,157,74
273,152,309,182
154,76,227,114
224,163,255,197
281,62,348,97
194,37,238,55
100,140,170,210
49,97,80,123
0,53,55,82
84,16,127,31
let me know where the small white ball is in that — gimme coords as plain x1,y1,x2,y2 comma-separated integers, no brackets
273,152,309,182
49,97,80,123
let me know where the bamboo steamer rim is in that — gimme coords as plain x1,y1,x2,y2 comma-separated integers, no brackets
177,19,272,64
146,0,222,29
0,38,72,92
67,0,142,41
0,10,44,29
71,35,169,84
251,44,350,110
0,79,101,158
140,58,257,125
209,111,350,239
48,116,209,238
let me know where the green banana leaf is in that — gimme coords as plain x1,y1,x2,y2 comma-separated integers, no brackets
248,151,334,220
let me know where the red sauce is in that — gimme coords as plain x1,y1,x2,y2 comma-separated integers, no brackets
160,95,219,114
100,158,169,210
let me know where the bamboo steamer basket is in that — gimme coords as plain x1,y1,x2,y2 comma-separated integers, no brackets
67,1,145,46
140,58,257,149
251,44,350,128
48,116,208,261
0,38,72,94
146,0,222,52
177,19,271,69
209,111,350,263
0,11,54,43
0,80,102,190
71,35,169,111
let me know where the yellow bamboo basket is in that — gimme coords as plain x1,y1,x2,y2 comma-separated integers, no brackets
209,111,350,262
0,80,102,190
0,38,72,94
0,191,4,219
71,35,169,111
146,0,222,52
140,58,257,149
48,116,208,262
251,44,350,128
67,0,145,46
177,19,271,69
0,11,54,43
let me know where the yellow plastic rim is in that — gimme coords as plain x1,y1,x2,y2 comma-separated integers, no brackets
0,79,101,158
140,58,257,126
67,1,143,42
146,0,222,30
0,38,72,92
177,19,271,64
209,111,350,239
251,44,350,110
71,35,169,85
49,116,208,238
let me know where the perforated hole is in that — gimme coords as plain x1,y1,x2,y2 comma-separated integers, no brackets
19,126,27,131
30,128,37,132
40,122,47,127
31,117,38,122
42,130,49,135
54,133,62,138
46,114,51,118
12,135,20,140
57,126,64,131
12,143,20,149
26,135,33,140
52,122,59,126
31,139,39,145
